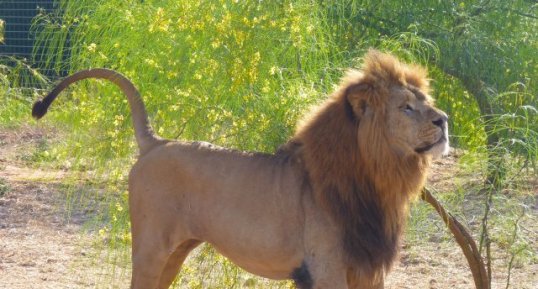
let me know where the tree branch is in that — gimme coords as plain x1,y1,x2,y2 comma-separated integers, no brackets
421,188,491,289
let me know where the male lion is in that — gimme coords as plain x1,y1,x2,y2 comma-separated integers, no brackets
32,50,448,289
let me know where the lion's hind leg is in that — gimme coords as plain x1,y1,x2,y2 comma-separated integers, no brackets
130,235,200,289
129,205,198,289
130,239,169,289
157,239,201,289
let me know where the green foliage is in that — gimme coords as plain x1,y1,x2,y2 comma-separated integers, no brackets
0,59,49,127
33,1,345,168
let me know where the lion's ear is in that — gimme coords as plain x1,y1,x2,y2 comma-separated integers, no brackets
345,83,371,119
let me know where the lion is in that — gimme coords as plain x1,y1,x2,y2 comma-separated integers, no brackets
32,50,449,289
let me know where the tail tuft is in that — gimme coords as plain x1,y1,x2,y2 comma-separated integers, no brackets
32,99,48,119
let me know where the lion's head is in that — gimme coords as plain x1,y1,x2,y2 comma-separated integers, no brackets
344,51,449,161
287,49,449,276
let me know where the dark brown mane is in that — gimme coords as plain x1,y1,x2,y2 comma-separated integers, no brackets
288,50,431,276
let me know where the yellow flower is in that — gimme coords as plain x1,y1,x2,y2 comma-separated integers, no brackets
291,23,300,33
156,7,165,17
113,114,124,126
124,10,134,23
99,227,108,238
149,7,170,32
87,43,97,52
211,39,221,49
144,58,156,67
115,202,123,212
166,71,178,79
252,51,261,63
122,233,132,244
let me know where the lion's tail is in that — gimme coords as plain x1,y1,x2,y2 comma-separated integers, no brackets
32,68,164,154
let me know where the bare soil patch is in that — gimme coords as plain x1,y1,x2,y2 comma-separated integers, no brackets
0,126,98,288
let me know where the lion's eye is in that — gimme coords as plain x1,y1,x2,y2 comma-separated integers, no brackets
403,104,414,114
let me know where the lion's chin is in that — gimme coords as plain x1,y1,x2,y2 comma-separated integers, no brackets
415,135,450,159
427,136,450,159
432,139,450,159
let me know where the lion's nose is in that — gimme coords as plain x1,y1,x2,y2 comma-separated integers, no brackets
432,112,448,128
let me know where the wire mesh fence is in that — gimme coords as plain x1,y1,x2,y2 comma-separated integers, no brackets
0,0,66,81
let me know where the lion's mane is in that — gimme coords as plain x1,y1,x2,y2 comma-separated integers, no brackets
284,51,432,276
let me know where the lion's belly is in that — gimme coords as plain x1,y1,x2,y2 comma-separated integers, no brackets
211,241,303,280
188,167,306,280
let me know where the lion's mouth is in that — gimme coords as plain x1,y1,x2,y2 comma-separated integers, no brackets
415,136,447,154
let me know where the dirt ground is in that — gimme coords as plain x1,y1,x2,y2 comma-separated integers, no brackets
0,126,536,288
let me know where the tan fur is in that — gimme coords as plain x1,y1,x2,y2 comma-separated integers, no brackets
33,50,449,289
